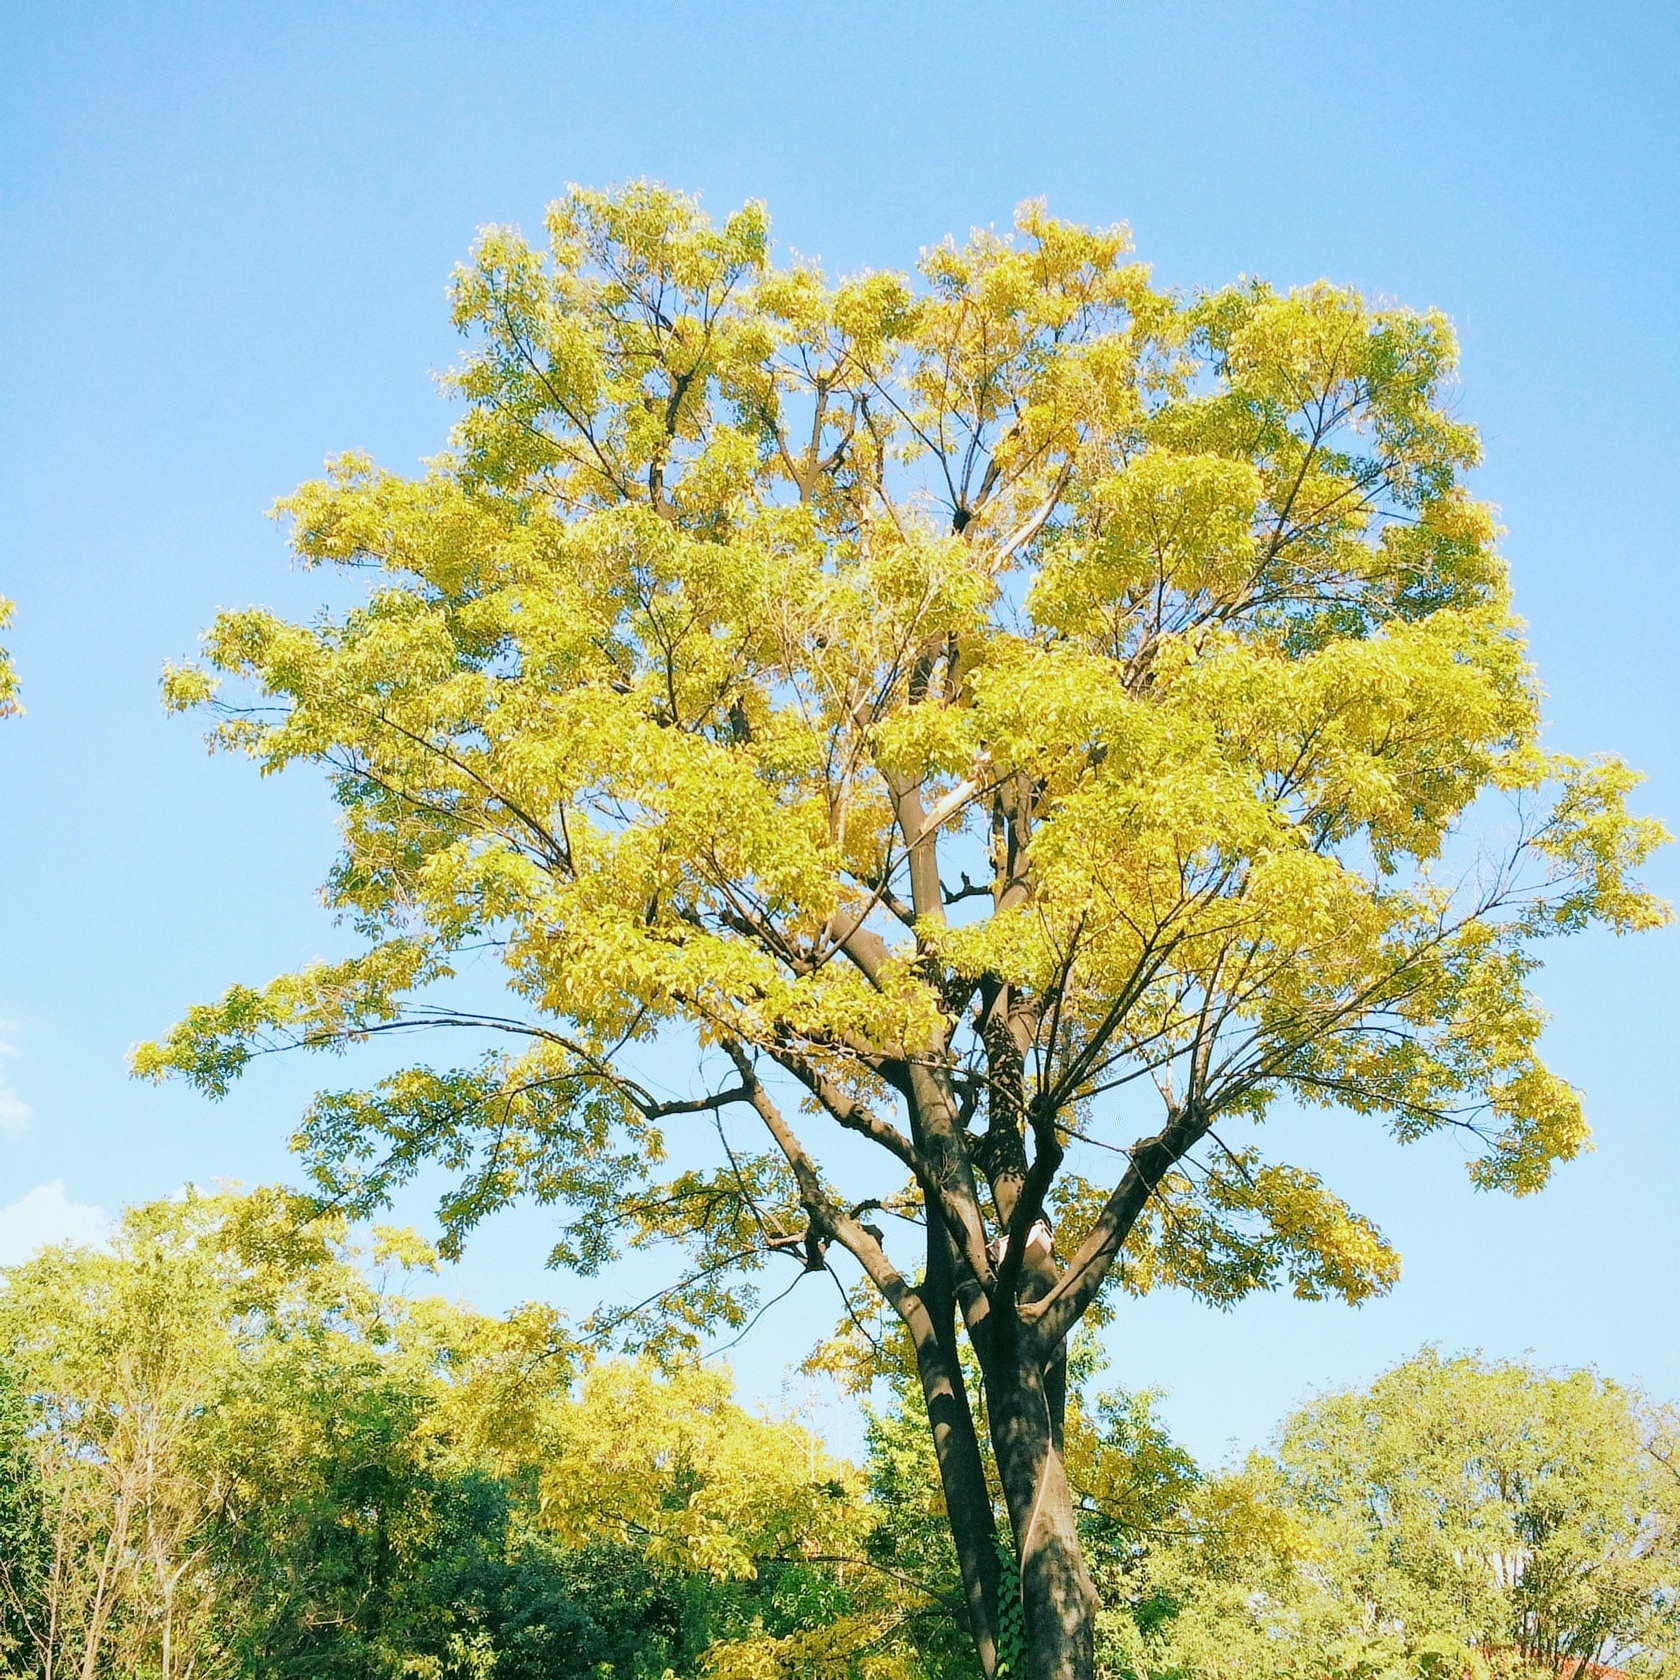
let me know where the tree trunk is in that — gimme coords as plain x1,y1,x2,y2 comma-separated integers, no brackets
917,1341,1005,1678
989,1357,1099,1680
918,1215,1004,1677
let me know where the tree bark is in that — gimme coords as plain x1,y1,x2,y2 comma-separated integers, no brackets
918,1208,1004,1678
988,1353,1099,1680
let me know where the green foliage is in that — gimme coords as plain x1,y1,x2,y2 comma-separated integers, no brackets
0,1185,972,1680
1068,1383,1200,1570
995,1533,1027,1679
1123,1351,1680,1680
219,1454,698,1680
0,1358,50,1672
6,1194,1679,1680
860,1383,986,1677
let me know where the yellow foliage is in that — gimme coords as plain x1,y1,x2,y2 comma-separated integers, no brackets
702,1615,922,1680
527,1362,860,1578
0,594,18,716
136,189,1669,1676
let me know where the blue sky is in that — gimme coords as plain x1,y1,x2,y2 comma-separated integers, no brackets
1,0,1676,1462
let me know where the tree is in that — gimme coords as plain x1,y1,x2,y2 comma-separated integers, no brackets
0,1356,52,1675
0,1185,461,1679
138,185,1669,1680
0,1194,248,1679
0,1184,943,1679
0,594,18,716
1132,1351,1680,1680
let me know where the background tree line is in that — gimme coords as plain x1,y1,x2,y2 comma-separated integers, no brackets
2,1187,1676,1680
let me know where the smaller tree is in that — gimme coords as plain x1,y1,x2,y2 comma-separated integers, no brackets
451,1355,954,1677
0,1194,249,1679
0,1186,501,1679
1063,1376,1200,1669
0,594,16,717
0,1187,942,1680
1132,1350,1680,1680
0,1356,52,1674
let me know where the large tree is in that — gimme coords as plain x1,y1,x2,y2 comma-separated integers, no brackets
140,186,1667,1680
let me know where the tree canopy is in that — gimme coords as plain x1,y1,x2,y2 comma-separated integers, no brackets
1125,1350,1680,1680
139,184,1668,1680
0,1186,953,1680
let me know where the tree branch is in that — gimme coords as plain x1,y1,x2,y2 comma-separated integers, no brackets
1022,1100,1213,1352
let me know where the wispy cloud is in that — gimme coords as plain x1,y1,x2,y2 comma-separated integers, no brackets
0,1182,108,1265
0,1026,29,1137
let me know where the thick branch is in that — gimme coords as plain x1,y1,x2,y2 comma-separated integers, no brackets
821,909,896,984
1023,1100,1213,1352
722,1041,933,1331
882,767,987,926
766,1042,922,1174
992,1095,1065,1317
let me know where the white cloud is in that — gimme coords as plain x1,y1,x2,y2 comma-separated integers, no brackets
0,1182,108,1266
0,1027,29,1137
